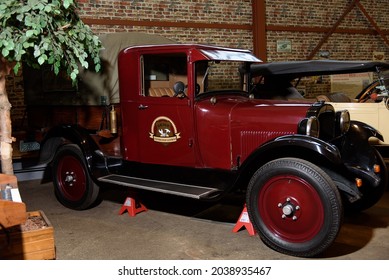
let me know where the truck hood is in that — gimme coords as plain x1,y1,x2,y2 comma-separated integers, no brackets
195,94,314,169
196,95,312,134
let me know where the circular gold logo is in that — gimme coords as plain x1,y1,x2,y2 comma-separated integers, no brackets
149,116,181,144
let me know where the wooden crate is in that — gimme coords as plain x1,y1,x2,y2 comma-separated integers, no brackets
0,211,55,260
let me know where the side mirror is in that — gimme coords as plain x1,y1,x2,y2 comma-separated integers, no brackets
173,81,186,96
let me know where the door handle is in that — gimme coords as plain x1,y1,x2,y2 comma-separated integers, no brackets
138,104,149,110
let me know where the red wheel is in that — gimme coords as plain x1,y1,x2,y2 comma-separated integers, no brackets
246,158,343,257
258,175,324,243
52,144,100,210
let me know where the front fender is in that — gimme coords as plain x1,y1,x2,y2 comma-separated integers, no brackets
337,120,385,187
347,120,384,142
241,134,342,170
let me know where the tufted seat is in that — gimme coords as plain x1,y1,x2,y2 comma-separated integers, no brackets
148,87,175,97
316,92,353,102
316,94,331,102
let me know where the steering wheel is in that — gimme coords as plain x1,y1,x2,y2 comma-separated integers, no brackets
356,81,380,103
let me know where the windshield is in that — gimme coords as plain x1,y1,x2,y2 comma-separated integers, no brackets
195,60,248,96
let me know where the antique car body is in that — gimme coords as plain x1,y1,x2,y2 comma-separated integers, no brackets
38,43,387,257
249,60,389,143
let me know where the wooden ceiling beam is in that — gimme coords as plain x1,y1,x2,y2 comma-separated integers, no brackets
356,1,389,48
306,0,358,59
82,18,251,31
252,0,267,61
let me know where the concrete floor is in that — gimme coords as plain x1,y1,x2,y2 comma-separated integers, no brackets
17,179,389,260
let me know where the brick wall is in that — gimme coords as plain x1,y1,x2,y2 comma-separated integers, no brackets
9,0,389,128
265,0,389,61
78,0,253,49
77,0,252,26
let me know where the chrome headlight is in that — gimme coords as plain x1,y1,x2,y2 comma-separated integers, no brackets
298,116,320,137
336,110,350,135
307,116,320,137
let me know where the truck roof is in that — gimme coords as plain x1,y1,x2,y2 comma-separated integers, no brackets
120,43,261,63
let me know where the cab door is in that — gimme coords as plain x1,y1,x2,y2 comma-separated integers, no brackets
136,52,196,167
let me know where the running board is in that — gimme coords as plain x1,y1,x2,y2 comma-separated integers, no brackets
98,174,220,199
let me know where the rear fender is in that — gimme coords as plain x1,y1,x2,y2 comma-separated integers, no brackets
39,125,107,177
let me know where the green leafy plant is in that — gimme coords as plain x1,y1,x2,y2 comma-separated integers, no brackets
0,0,101,81
0,0,102,174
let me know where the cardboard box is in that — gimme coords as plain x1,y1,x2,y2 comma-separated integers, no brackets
0,211,55,260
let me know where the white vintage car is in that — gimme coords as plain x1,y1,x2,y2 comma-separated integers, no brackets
249,60,389,146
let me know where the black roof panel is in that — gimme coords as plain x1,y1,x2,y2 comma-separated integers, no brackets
250,60,389,79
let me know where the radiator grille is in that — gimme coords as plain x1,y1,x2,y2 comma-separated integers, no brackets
240,130,292,158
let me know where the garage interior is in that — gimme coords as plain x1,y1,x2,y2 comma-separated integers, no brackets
1,0,389,260
17,178,389,259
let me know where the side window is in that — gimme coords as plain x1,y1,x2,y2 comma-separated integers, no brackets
194,61,208,95
142,53,187,97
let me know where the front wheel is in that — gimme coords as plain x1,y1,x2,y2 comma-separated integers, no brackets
246,158,343,257
52,144,100,210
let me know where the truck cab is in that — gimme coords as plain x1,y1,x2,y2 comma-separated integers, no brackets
39,43,387,257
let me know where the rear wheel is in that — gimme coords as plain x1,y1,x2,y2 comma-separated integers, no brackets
246,158,343,257
52,144,100,210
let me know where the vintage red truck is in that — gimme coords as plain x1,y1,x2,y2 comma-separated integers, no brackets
30,37,386,257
